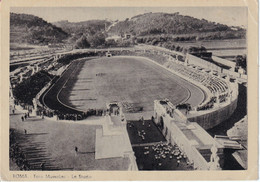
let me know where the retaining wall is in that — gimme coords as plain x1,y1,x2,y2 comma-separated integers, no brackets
151,51,239,131
188,96,238,130
154,101,212,170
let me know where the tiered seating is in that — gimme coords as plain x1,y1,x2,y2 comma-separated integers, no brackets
167,62,228,95
10,47,69,61
165,61,230,110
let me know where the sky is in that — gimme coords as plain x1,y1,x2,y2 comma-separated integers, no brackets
11,7,247,27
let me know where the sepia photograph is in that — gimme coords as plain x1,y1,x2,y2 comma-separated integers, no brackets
1,0,258,180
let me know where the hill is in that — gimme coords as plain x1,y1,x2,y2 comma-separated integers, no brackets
10,12,246,47
53,20,111,43
108,12,246,39
53,20,111,34
10,13,69,45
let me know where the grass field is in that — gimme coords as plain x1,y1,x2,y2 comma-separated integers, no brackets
58,56,204,115
133,145,193,170
127,120,166,145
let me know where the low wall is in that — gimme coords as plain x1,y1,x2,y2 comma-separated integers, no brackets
35,81,52,108
169,121,210,170
188,96,238,130
186,53,247,82
241,74,247,80
186,53,222,72
223,69,240,78
212,56,236,71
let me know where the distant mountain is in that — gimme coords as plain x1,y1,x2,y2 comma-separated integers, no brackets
10,12,246,47
108,12,246,38
10,13,69,45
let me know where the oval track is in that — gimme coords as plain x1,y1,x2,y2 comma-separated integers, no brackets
40,58,93,114
41,56,205,114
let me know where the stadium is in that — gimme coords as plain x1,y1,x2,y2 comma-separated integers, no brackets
10,46,246,171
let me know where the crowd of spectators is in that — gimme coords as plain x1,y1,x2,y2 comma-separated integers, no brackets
196,97,216,111
36,105,107,121
57,52,98,65
12,71,54,105
219,93,228,103
9,129,32,170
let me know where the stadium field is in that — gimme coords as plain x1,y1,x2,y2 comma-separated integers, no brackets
43,56,205,115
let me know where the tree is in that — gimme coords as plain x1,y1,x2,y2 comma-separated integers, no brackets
88,32,106,48
136,37,144,43
175,45,180,52
151,38,159,45
105,39,117,47
74,35,90,49
171,44,175,50
235,55,247,70
200,46,207,53
117,40,132,47
182,48,188,54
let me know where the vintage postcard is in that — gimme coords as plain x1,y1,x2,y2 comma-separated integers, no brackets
0,0,258,181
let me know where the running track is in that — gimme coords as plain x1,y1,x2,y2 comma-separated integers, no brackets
40,56,205,114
